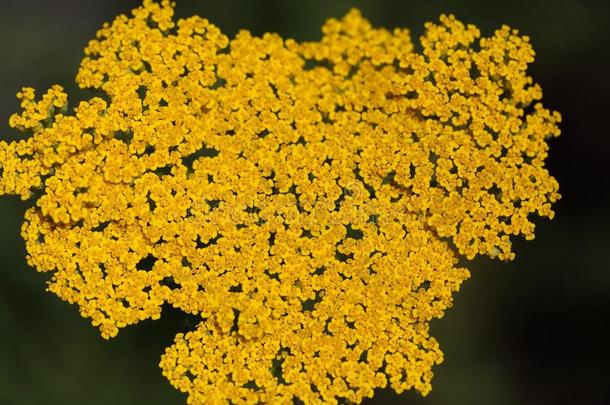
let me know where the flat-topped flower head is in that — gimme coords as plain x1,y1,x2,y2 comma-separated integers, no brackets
0,1,560,403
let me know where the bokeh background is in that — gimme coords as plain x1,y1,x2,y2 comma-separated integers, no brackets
1,0,608,404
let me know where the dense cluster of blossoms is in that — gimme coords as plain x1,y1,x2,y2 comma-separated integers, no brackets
0,1,560,403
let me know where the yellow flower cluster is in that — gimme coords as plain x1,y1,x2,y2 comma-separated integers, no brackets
0,1,560,403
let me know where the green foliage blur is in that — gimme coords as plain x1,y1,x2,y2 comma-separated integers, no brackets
1,1,608,404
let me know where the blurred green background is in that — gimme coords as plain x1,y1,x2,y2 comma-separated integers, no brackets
1,0,609,404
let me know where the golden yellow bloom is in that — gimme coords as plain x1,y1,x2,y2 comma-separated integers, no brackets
0,1,560,403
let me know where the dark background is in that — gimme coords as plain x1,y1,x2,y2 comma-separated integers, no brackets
1,1,608,404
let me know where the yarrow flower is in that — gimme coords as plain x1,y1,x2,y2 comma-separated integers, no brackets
0,1,560,403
